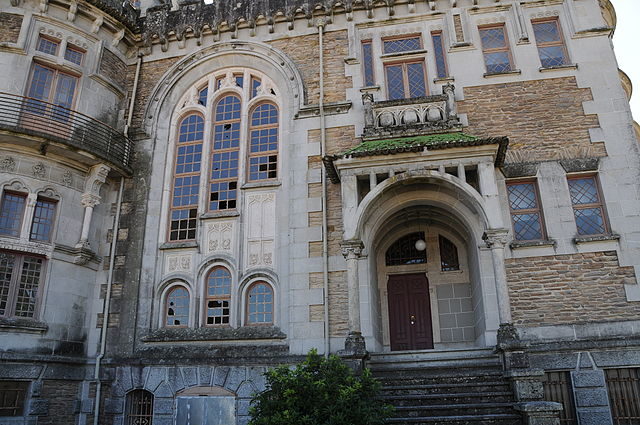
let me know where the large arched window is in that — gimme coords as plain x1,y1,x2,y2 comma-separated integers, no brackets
165,286,190,327
246,282,274,325
169,114,203,241
210,95,241,211
205,267,231,326
248,103,278,181
125,389,154,425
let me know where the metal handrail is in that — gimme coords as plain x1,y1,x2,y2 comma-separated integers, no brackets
0,92,132,172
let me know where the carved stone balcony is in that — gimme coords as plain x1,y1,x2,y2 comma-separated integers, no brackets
362,83,461,141
0,92,132,175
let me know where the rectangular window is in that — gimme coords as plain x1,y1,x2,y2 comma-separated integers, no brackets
507,181,546,241
362,40,375,87
24,63,78,124
30,198,56,242
605,368,640,425
567,175,608,236
64,44,84,65
0,192,26,238
385,61,427,100
532,19,568,68
431,31,448,79
479,25,513,74
36,36,59,56
542,372,577,425
0,252,44,319
0,381,29,416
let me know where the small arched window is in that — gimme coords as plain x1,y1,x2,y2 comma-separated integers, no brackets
248,103,278,181
385,232,427,266
125,389,154,425
165,286,189,327
205,267,231,326
439,235,460,271
169,114,203,241
246,282,274,325
209,95,241,211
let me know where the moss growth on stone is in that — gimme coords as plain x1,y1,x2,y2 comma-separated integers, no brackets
344,132,477,155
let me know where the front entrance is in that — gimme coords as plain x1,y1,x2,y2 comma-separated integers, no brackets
388,273,433,351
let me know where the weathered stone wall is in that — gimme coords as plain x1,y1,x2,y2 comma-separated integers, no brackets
39,380,80,425
506,251,639,326
100,48,128,90
458,77,605,161
309,271,348,337
269,30,352,105
0,13,22,43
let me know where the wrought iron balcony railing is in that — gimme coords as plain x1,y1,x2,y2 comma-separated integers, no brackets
0,92,132,173
362,83,462,141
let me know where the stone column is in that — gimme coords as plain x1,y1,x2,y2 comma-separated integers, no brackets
20,193,38,241
483,229,512,325
77,194,100,248
340,240,366,356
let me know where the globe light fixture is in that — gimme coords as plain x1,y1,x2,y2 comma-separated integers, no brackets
415,238,426,251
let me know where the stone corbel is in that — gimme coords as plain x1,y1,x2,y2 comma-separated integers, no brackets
10,0,21,6
91,16,103,34
67,1,77,22
39,0,48,13
112,28,125,48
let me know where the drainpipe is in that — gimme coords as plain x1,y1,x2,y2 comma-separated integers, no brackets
92,53,142,425
317,19,330,358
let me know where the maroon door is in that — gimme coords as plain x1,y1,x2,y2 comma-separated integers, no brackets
388,273,433,351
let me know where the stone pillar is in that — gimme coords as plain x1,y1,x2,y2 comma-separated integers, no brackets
339,240,366,358
77,164,110,249
570,353,614,425
483,229,512,324
20,193,38,240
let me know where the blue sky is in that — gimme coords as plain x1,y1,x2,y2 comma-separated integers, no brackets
610,0,640,120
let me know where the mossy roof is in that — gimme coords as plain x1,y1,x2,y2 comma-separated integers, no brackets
343,132,478,156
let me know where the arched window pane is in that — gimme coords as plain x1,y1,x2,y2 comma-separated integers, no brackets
247,283,273,325
210,96,241,211
166,286,189,327
206,267,231,325
385,232,427,266
439,235,460,271
125,390,154,425
248,103,278,181
169,115,203,241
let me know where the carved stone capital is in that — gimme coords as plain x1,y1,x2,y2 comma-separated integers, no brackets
483,229,510,249
341,240,364,260
81,193,101,208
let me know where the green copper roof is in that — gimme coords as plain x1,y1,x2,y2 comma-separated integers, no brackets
343,132,478,156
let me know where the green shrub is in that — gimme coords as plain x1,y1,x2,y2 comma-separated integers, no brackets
249,349,393,425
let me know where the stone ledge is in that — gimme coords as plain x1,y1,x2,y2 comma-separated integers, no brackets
141,326,287,343
539,64,578,72
573,234,620,244
200,210,240,220
241,181,281,190
483,70,522,78
295,101,352,120
510,239,557,249
0,317,48,334
158,241,199,250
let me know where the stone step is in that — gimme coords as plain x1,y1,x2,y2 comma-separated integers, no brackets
380,381,511,396
369,348,498,365
392,402,517,418
386,413,522,425
382,392,514,406
372,367,505,385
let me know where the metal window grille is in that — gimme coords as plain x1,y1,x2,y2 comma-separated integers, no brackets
0,381,29,416
567,175,608,236
605,368,640,425
125,389,154,425
542,372,577,425
0,192,26,237
385,232,427,266
439,235,459,271
210,95,241,211
507,181,546,241
165,286,189,327
431,32,448,79
362,41,375,87
247,282,273,324
479,25,513,74
532,19,568,68
206,267,231,326
248,103,278,182
169,114,203,241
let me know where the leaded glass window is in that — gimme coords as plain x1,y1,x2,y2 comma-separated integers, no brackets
431,31,448,79
248,103,278,181
507,181,546,241
0,252,44,319
383,36,422,54
386,232,427,266
0,192,26,237
385,61,427,100
362,40,375,87
532,19,568,68
165,286,189,327
479,25,513,74
247,282,273,325
568,175,608,236
206,267,231,326
439,235,460,271
30,198,56,242
169,114,203,241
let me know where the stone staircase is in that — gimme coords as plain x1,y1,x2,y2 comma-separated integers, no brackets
368,348,523,425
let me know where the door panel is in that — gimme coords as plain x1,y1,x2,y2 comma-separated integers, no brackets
388,273,433,351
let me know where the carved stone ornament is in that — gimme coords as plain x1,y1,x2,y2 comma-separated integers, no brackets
62,171,73,186
483,229,510,249
32,163,46,178
81,193,101,208
341,240,364,259
0,157,16,172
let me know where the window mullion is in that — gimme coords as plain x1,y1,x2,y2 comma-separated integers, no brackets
6,254,23,318
21,194,37,242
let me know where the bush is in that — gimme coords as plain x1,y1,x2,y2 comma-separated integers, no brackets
248,349,393,425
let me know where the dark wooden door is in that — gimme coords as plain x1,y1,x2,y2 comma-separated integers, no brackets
388,273,433,351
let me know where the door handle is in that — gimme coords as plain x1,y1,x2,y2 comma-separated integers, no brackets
410,315,416,325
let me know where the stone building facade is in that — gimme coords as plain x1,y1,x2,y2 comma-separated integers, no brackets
0,0,639,424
